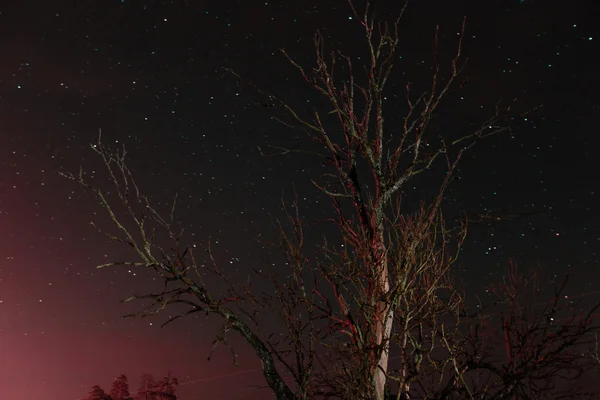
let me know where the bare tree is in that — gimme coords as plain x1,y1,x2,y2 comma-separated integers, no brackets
452,264,600,400
61,140,297,400
60,1,598,399
245,1,506,398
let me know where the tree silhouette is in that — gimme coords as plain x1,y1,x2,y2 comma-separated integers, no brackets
88,384,108,400
153,373,179,400
135,374,157,400
109,374,131,400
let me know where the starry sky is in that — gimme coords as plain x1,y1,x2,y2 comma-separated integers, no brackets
1,0,599,399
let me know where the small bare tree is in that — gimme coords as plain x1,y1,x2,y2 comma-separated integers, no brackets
60,1,598,399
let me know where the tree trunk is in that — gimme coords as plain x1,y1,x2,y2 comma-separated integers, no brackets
373,229,393,400
374,297,393,399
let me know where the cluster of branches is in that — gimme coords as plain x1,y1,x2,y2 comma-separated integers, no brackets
62,1,599,399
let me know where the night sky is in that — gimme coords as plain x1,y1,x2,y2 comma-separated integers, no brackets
1,0,599,399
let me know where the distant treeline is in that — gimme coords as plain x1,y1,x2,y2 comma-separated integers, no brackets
86,372,178,400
